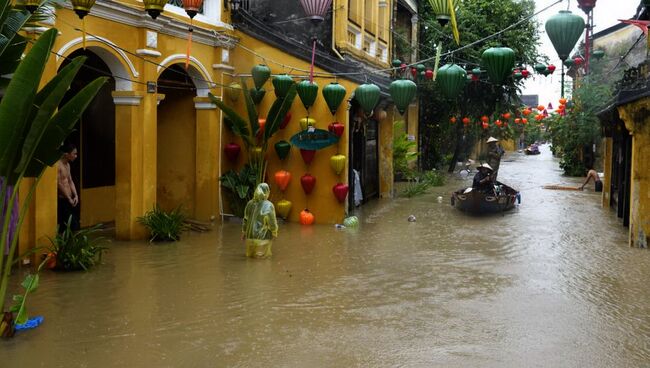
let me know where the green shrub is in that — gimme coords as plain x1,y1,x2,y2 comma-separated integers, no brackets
393,121,418,180
48,218,106,271
401,170,445,197
220,164,257,217
137,205,189,242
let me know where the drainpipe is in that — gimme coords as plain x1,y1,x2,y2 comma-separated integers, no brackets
331,0,345,60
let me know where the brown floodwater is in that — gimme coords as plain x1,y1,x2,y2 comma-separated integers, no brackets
2,144,650,367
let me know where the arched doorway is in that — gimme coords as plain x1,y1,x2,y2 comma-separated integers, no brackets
348,100,379,209
59,49,116,227
156,64,197,215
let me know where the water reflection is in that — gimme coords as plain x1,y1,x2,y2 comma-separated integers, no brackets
2,145,650,367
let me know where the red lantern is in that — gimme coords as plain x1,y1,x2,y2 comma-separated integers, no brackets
300,173,316,195
256,118,266,140
559,98,567,105
522,108,532,116
481,115,489,123
495,119,503,127
274,170,291,192
535,114,543,121
502,112,511,120
522,118,528,124
425,69,434,80
449,117,457,124
471,74,479,82
400,63,408,72
410,67,417,78
547,64,556,73
328,122,345,137
300,209,315,225
537,105,545,112
482,122,489,129
183,0,204,69
462,117,471,125
280,112,292,129
521,69,530,78
224,142,241,162
574,57,584,66
515,118,521,124
332,183,349,203
300,149,316,165
577,0,597,14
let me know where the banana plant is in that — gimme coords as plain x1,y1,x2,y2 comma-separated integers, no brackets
0,25,107,319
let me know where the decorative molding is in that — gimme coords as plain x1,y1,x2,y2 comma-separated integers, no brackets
56,36,140,78
146,30,158,49
113,95,143,105
136,49,162,57
23,26,50,35
212,63,235,71
158,54,215,96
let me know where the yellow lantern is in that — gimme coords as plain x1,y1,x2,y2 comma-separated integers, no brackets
143,0,168,19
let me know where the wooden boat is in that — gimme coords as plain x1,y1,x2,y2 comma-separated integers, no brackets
451,182,519,214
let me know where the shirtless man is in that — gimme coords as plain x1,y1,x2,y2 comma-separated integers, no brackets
580,168,602,192
57,143,79,231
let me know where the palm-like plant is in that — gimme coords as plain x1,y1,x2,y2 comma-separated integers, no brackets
0,0,106,321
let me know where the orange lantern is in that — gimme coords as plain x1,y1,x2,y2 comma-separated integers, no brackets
495,119,502,127
482,122,488,129
274,170,291,192
559,98,567,105
449,117,457,124
535,114,543,121
522,118,528,124
537,105,545,112
522,108,531,116
481,115,489,123
300,209,315,225
462,117,471,125
514,118,521,124
183,0,205,69
502,112,511,120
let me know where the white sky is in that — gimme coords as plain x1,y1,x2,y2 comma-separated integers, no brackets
523,0,640,105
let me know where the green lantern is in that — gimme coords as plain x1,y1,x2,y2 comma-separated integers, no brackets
296,80,319,110
274,140,291,160
416,64,426,73
564,59,575,67
390,79,417,115
436,63,467,100
250,88,265,104
272,74,294,98
322,82,347,115
513,72,523,80
481,47,515,84
251,64,271,89
428,0,459,26
391,59,402,68
545,10,585,61
472,67,482,75
592,50,605,60
354,83,381,115
534,63,547,73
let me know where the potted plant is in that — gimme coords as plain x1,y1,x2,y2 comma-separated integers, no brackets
137,205,189,242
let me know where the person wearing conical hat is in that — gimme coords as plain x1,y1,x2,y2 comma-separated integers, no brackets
486,137,504,181
472,163,494,193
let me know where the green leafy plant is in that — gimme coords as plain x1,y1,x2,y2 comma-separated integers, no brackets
219,163,257,218
8,256,49,330
393,120,418,180
401,170,445,197
48,218,106,271
0,10,106,315
137,205,189,242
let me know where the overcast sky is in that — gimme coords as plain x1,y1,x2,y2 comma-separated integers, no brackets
522,0,640,105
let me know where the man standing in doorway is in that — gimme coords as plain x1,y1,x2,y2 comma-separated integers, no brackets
57,143,79,231
486,137,504,181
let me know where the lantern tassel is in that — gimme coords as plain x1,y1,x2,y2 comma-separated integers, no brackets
82,18,86,50
309,37,316,83
447,0,460,45
185,19,193,70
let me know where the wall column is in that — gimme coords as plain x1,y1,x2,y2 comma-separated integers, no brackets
602,137,613,209
379,107,394,198
410,14,418,62
194,97,220,222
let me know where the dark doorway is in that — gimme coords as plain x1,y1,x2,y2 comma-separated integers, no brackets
610,119,631,227
348,102,379,209
59,49,116,224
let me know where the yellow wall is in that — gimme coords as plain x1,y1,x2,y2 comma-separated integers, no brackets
334,0,391,67
618,101,650,248
601,137,612,209
81,187,116,226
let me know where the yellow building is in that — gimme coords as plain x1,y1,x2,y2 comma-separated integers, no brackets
17,0,419,253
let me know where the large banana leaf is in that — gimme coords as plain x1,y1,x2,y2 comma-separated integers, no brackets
240,77,259,139
263,83,297,143
209,93,253,148
0,33,26,77
0,9,29,58
15,57,86,174
0,28,56,183
25,77,107,177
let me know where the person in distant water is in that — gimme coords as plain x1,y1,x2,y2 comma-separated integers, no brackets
486,137,505,181
57,143,79,231
473,163,494,193
580,168,602,192
242,183,278,258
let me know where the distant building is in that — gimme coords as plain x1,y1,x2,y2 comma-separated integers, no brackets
520,95,539,107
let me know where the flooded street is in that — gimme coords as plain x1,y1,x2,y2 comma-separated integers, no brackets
3,144,650,367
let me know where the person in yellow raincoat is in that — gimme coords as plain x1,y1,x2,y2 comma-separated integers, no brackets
242,183,279,258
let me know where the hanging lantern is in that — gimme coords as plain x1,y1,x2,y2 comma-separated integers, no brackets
297,80,319,111
522,108,531,116
513,72,523,80
592,50,605,60
559,98,567,105
564,59,575,67
143,0,168,19
389,79,417,115
573,57,584,66
521,69,530,78
482,122,489,130
249,88,266,104
330,154,346,175
462,117,471,125
534,63,547,74
276,199,292,220
522,118,528,124
224,142,241,162
251,64,271,90
322,82,347,115
410,67,418,78
577,0,597,14
449,117,457,124
23,0,40,13
545,10,585,61
299,0,333,23
354,83,380,115
514,118,521,124
272,74,294,99
328,122,345,137
425,69,434,80
547,64,556,73
182,0,204,68
502,112,511,120
481,115,489,123
300,209,315,225
300,173,316,195
537,105,545,112
300,149,316,165
274,170,292,192
436,63,467,99
226,82,241,102
279,112,292,129
332,183,349,203
274,140,291,160
300,117,316,131
429,0,459,26
392,59,402,68
481,47,515,84
70,0,95,19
